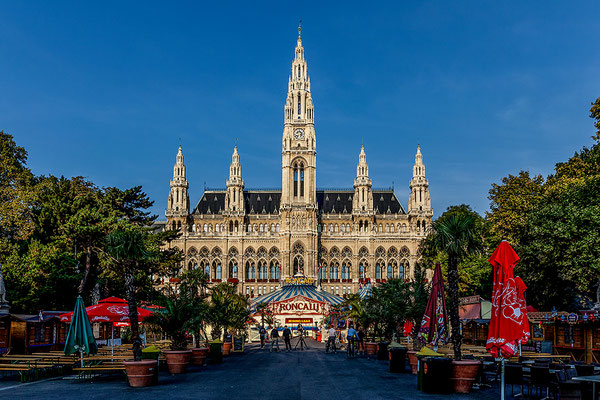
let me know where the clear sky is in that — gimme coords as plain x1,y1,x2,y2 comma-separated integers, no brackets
2,1,599,219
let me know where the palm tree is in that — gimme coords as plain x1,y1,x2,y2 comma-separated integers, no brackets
425,214,482,360
207,283,249,340
105,227,154,360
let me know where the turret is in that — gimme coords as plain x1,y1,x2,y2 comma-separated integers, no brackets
352,145,374,214
225,146,245,213
166,146,190,227
408,145,433,233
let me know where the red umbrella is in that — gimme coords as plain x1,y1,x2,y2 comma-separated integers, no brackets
418,263,449,348
59,297,153,323
486,241,529,359
514,277,531,345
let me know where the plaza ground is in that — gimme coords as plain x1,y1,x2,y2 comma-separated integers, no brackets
0,338,500,400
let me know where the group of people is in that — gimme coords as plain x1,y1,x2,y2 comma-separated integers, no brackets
259,324,296,352
326,323,365,355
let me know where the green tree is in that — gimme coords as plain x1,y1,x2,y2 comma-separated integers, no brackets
590,96,600,142
423,214,482,360
207,283,249,340
487,171,545,246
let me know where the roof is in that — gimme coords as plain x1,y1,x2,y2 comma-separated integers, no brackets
358,283,373,299
193,189,405,215
250,284,344,312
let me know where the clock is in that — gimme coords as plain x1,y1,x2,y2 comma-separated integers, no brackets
294,129,305,140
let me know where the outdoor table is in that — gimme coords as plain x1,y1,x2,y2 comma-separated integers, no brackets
573,376,600,400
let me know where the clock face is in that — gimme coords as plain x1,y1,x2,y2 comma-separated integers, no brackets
294,129,305,140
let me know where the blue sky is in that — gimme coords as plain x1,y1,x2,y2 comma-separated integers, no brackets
2,1,599,219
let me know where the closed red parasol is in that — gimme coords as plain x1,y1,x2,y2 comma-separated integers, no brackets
514,277,530,345
418,263,449,348
486,241,529,358
59,297,153,323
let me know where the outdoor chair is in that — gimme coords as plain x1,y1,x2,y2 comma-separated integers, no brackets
481,359,499,387
530,365,552,399
565,367,579,380
505,363,527,397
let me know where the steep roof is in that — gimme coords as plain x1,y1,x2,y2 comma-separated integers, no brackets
192,189,405,215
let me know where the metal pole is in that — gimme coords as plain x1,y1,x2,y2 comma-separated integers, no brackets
501,358,505,400
111,324,114,362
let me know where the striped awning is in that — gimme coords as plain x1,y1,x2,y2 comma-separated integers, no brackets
250,284,344,312
358,282,373,299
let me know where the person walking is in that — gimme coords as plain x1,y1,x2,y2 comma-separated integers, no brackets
259,325,267,349
346,323,358,358
270,326,280,352
283,325,292,351
357,325,365,355
326,325,337,353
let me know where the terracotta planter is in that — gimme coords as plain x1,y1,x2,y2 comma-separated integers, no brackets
191,347,209,365
451,360,481,393
365,342,378,356
123,360,157,387
164,350,192,374
407,351,418,374
222,342,233,356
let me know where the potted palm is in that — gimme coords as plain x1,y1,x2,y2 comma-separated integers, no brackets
145,289,198,374
105,228,158,387
206,282,249,358
424,213,483,393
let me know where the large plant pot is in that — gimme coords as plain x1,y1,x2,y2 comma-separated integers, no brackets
123,360,157,387
365,342,378,356
451,360,481,393
164,350,192,374
407,351,418,374
191,347,209,365
223,342,233,356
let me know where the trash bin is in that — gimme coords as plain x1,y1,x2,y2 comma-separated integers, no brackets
422,357,453,394
389,346,408,373
417,354,427,390
209,339,223,364
141,346,160,385
377,342,389,361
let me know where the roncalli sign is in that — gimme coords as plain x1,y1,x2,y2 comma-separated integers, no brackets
268,296,329,315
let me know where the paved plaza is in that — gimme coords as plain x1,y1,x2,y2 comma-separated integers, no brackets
0,339,500,400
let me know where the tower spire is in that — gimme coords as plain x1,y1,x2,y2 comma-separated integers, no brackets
226,145,244,214
408,145,432,233
353,145,373,214
166,145,190,222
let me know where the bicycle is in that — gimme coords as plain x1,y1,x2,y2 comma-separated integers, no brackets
346,338,356,358
325,336,337,353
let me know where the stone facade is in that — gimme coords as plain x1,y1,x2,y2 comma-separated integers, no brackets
163,27,433,298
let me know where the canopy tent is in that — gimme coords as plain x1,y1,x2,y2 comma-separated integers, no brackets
358,282,373,299
250,284,344,313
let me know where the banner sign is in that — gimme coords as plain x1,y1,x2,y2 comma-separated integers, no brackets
282,276,315,286
285,318,313,324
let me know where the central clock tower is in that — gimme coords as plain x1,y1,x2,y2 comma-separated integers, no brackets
281,25,316,209
280,25,318,280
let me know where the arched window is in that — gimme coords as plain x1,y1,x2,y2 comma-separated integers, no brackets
359,262,366,279
215,263,222,280
293,256,304,275
294,164,298,197
375,263,382,280
203,263,210,278
300,166,304,197
391,224,395,233
387,264,393,279
399,264,405,280
229,261,238,279
270,262,280,280
342,263,350,280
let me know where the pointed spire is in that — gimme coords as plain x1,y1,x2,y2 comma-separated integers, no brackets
298,20,302,40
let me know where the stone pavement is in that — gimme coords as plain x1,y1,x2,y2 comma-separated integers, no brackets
0,338,501,400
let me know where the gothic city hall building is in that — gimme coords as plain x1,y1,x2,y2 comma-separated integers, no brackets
163,29,433,298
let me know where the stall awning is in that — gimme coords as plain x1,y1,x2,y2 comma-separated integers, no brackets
250,284,344,312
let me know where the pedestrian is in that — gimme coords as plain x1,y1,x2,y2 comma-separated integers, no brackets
259,325,267,348
283,325,292,351
346,323,358,357
357,325,365,355
327,325,337,353
270,326,280,352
